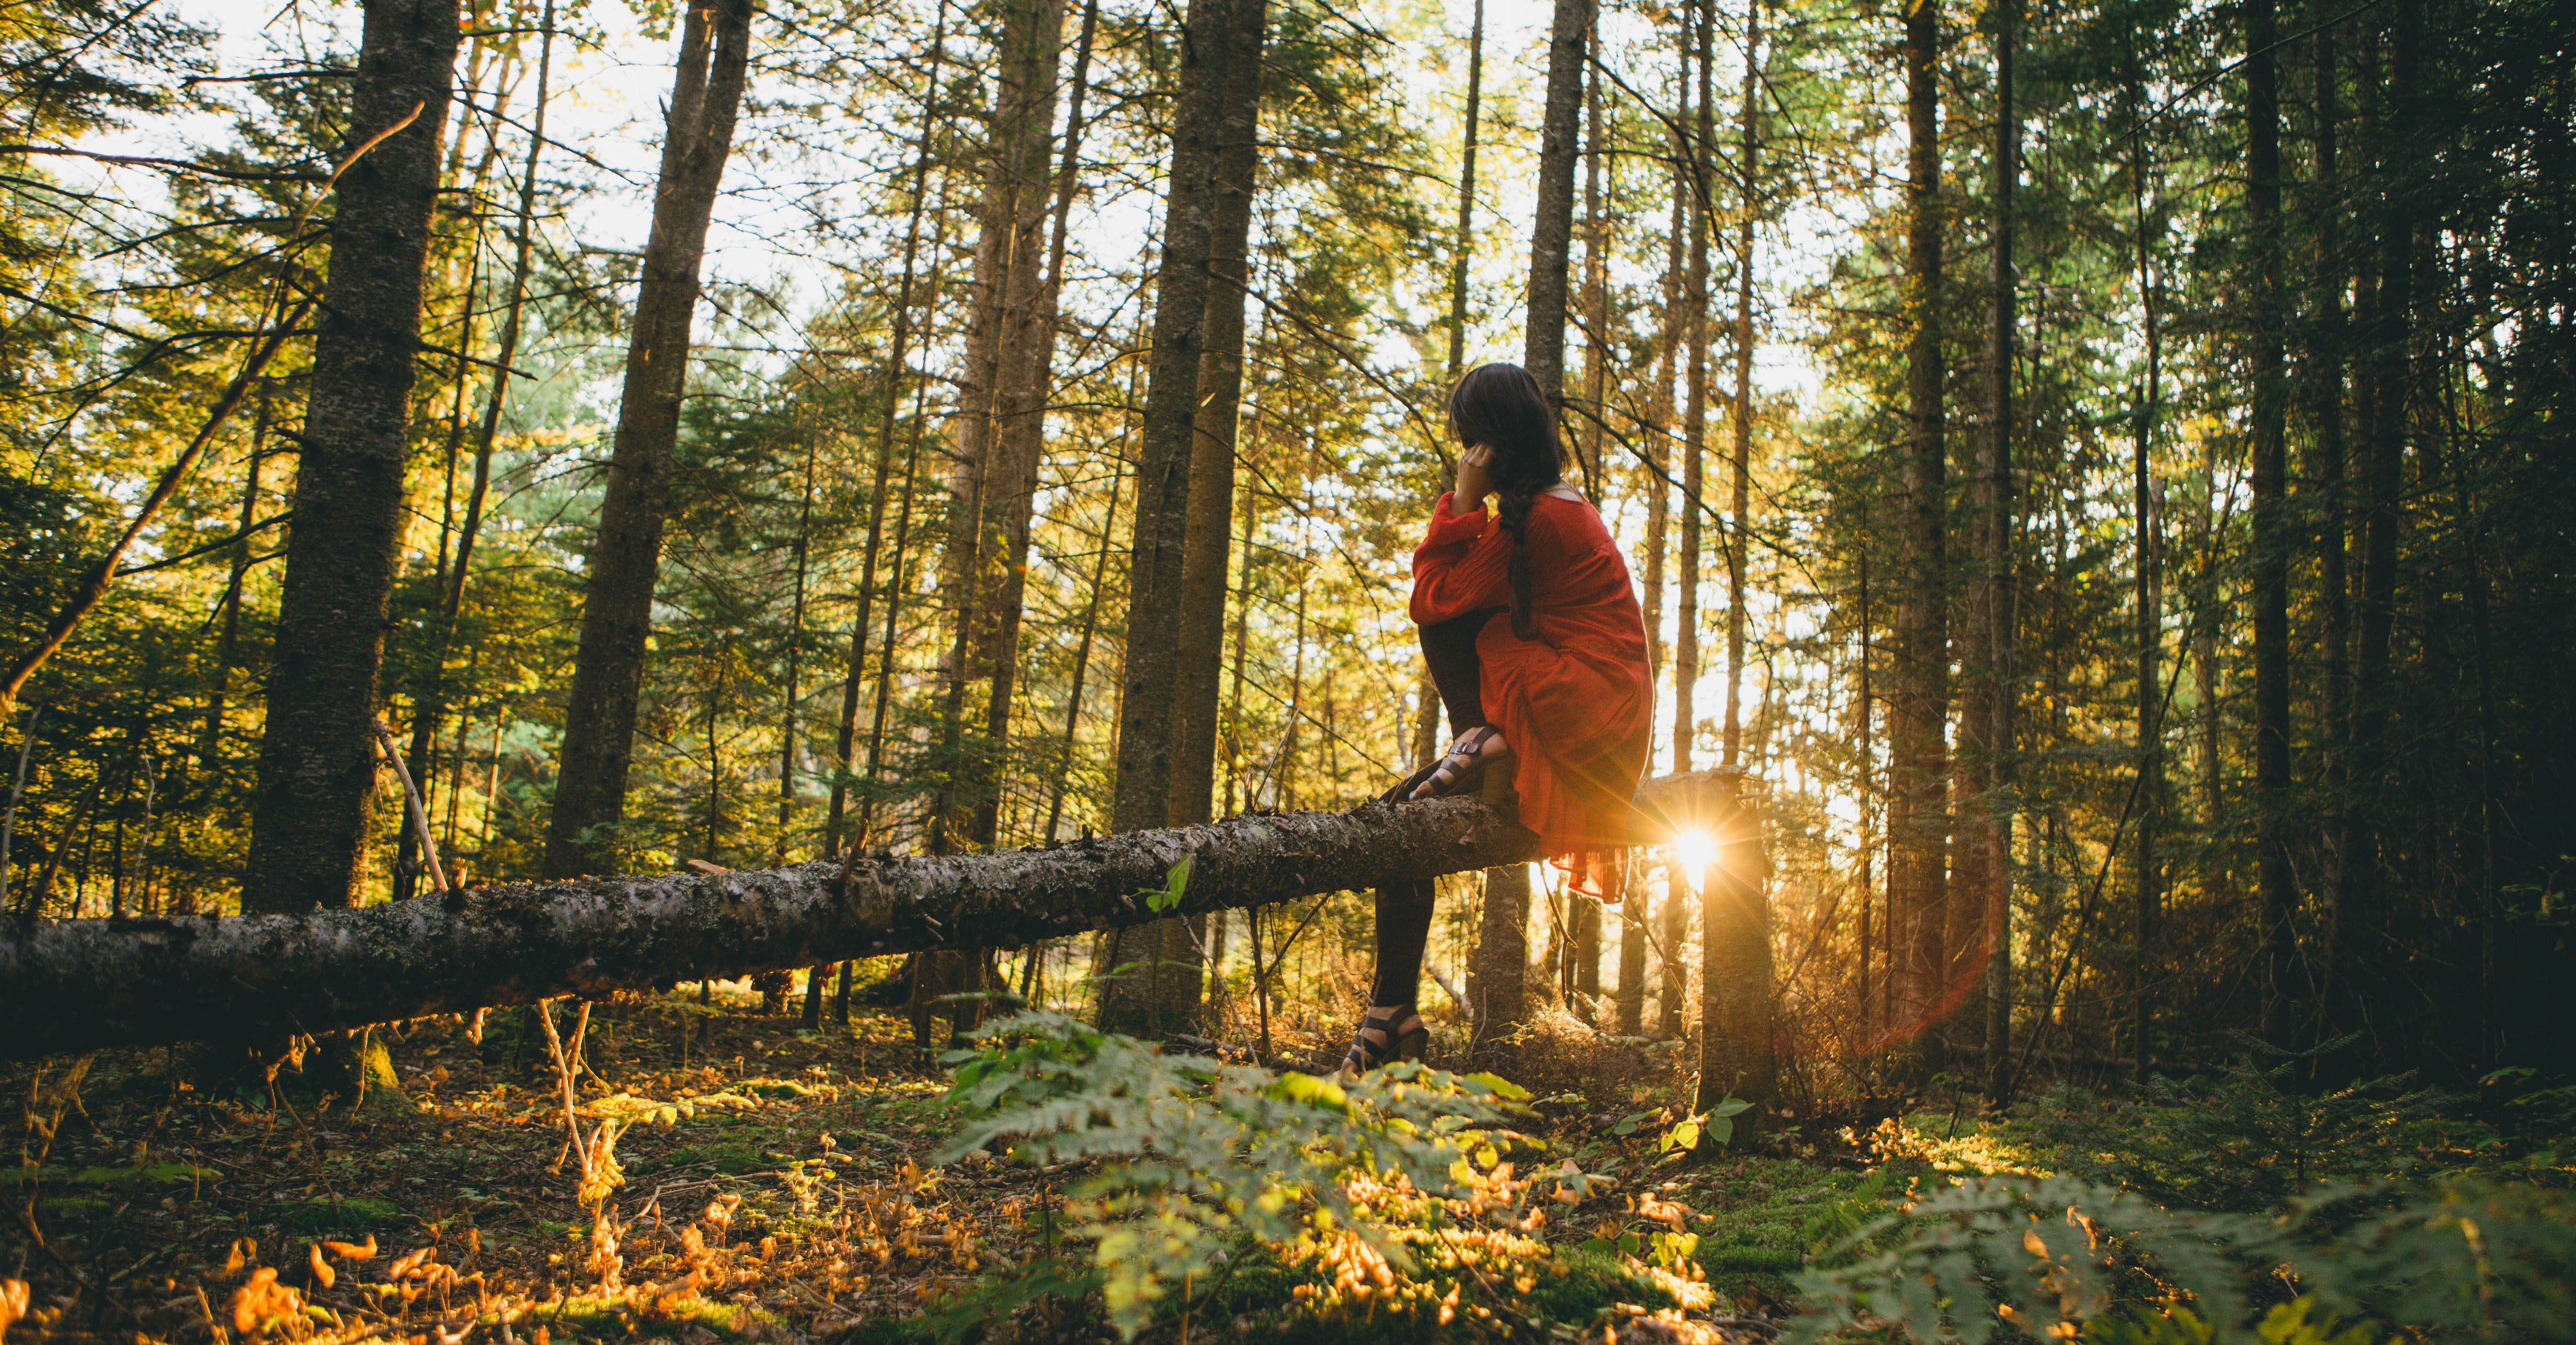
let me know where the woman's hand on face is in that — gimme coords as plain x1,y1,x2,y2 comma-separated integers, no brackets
1454,443,1494,506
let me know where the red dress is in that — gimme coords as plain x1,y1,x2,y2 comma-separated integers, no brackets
1412,490,1652,902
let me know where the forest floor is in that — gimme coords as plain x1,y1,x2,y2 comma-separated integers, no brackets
2,983,1985,1345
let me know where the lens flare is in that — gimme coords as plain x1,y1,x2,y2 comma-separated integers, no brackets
1672,829,1715,891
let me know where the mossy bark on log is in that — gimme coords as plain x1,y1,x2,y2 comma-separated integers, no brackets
0,774,1734,1058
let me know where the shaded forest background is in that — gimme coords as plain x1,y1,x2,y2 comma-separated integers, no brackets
2,0,2573,1101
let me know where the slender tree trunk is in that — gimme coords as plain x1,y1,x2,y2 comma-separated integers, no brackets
1890,0,1950,1036
1674,0,1710,784
1856,544,1876,1041
1974,0,2018,1098
194,392,271,777
1521,0,1588,402
779,428,820,863
938,0,1071,853
412,6,555,791
1420,0,1486,773
1044,242,1151,843
545,0,754,879
974,0,1098,850
2129,72,2163,1079
1168,0,1266,830
2335,0,2416,1036
435,0,553,672
2247,0,2295,1044
1043,459,1125,844
1699,0,1775,1122
827,0,949,856
1223,476,1257,816
858,200,961,848
243,0,462,913
1098,0,1259,1035
1578,1,1609,503
2308,23,2348,1031
1468,0,1587,1067
1618,44,1684,1041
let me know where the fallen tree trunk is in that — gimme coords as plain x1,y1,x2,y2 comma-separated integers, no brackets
0,774,1736,1057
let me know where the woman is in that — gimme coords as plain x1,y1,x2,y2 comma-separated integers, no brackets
1344,362,1654,1073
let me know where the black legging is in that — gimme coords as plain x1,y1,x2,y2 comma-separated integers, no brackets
1371,608,1501,1009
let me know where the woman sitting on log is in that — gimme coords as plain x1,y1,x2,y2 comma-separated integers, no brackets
1346,361,1654,1073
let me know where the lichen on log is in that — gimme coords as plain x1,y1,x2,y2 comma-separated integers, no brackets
0,772,1737,1057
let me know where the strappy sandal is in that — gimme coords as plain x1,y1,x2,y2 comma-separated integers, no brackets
1398,726,1511,802
1340,1005,1428,1075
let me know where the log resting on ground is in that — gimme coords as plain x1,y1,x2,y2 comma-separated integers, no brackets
0,772,1740,1057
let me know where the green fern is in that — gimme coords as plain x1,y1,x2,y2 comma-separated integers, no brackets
937,1009,1567,1339
1787,1175,2576,1344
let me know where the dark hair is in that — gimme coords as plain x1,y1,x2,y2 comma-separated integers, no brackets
1447,362,1565,640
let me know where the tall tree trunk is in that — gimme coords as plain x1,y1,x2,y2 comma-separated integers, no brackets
431,0,554,714
1098,0,1258,1036
2128,68,2163,1079
194,390,272,778
1562,0,1609,1022
1674,0,1710,785
544,0,754,879
779,428,820,863
2306,23,2347,1035
1168,0,1266,831
858,199,962,847
243,0,462,913
1521,0,1588,402
935,0,1068,853
1973,0,2018,1098
975,0,1098,848
2247,0,2295,1044
1468,0,1588,1066
1890,0,1950,1038
1578,0,1609,502
1700,0,1776,1121
1856,544,1877,1039
1419,0,1487,774
2335,0,2417,1037
1043,456,1126,843
826,0,949,856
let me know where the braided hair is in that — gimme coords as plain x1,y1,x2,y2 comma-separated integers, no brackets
1447,362,1566,641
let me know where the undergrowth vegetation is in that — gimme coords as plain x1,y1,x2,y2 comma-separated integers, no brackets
4,990,2571,1345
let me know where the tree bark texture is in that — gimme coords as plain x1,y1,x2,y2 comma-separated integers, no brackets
1889,0,1951,1041
1098,0,1253,1035
544,0,753,879
243,0,461,913
1695,769,1771,1115
2245,0,2294,1043
1520,0,1589,404
1673,0,1710,781
1698,1,1773,1121
942,0,1065,847
2334,0,2417,1032
1167,0,1267,831
1973,0,2017,1098
1722,0,1757,772
4,773,1733,1058
1577,7,1607,500
826,1,950,856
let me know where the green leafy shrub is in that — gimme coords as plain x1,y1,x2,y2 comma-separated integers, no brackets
936,1010,1665,1339
2015,1035,2460,1212
1787,1175,2576,1344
